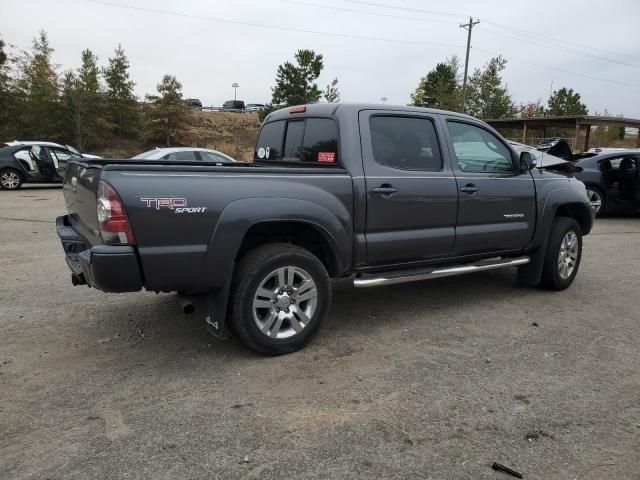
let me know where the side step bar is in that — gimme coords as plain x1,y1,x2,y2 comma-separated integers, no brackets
353,256,530,288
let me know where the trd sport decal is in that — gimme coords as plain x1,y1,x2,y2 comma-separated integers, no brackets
140,197,207,214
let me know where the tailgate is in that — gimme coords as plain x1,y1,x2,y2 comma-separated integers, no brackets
62,160,104,246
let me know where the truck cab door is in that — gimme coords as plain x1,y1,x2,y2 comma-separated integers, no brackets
359,110,458,267
442,118,536,256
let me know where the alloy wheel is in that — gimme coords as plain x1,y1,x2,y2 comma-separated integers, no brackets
586,189,602,215
558,231,579,280
1,171,20,189
252,266,318,339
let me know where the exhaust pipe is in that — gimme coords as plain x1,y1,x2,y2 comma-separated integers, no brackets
181,299,195,315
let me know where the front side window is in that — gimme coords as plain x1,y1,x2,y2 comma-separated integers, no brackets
369,116,442,171
49,147,74,162
447,121,513,173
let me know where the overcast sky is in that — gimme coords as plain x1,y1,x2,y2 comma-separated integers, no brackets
1,0,640,117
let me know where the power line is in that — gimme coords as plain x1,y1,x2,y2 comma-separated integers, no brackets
480,27,640,69
480,19,640,62
343,0,640,62
474,47,640,89
342,0,467,19
281,0,460,25
83,0,462,48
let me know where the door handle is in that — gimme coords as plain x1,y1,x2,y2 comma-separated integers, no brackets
373,184,398,195
459,184,479,194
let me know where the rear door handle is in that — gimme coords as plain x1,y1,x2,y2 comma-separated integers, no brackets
459,184,479,194
373,185,398,195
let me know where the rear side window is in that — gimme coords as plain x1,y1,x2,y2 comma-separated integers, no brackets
164,151,197,161
255,120,285,161
255,118,339,165
369,116,442,171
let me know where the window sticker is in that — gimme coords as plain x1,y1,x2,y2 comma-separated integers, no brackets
317,151,336,163
257,147,266,159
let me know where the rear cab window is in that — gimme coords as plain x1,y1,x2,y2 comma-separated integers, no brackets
254,117,339,166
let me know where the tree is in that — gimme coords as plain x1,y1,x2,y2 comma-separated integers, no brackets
546,87,588,116
411,56,460,110
271,49,324,106
143,74,189,146
103,44,138,135
0,37,13,137
518,101,545,119
324,77,340,103
61,49,106,150
14,31,62,138
465,56,515,119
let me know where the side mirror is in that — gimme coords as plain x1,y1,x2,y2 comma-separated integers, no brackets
519,151,536,171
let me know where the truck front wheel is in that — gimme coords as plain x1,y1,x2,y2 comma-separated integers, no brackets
538,217,583,290
229,243,331,355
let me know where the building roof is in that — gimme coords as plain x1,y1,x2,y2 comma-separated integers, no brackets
484,115,640,129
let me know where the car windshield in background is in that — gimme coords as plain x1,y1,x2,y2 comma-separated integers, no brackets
132,150,158,159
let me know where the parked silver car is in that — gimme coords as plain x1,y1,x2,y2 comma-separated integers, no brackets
132,147,236,163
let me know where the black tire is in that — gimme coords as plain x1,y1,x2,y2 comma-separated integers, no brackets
0,168,24,190
538,217,583,290
229,243,331,355
585,186,605,217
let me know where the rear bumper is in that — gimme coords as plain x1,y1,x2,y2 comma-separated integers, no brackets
56,215,143,292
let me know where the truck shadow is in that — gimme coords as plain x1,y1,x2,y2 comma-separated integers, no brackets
94,269,537,363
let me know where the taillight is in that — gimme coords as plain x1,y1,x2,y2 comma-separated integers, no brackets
97,180,135,245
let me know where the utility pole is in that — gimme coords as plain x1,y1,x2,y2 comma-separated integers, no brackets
459,17,479,113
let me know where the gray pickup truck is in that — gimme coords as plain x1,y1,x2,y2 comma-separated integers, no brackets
57,103,594,355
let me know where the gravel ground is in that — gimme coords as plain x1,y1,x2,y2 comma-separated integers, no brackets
1,186,639,480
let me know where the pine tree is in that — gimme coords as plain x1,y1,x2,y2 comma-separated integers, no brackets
411,56,460,111
143,74,189,146
0,37,12,137
14,31,62,138
61,49,105,150
324,78,340,103
260,49,327,121
103,44,138,135
546,87,588,116
465,56,515,119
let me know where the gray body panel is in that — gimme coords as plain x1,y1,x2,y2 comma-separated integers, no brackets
60,103,593,295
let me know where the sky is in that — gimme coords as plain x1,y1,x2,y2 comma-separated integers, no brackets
1,0,640,117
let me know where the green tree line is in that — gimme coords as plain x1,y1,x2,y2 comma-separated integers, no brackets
0,31,189,152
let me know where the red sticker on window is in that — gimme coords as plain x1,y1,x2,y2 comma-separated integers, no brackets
317,152,336,163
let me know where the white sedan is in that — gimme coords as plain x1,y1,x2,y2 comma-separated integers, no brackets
132,147,236,163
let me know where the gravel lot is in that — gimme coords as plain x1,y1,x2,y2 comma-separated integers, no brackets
1,186,639,480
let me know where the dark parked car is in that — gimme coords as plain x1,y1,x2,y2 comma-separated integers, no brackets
0,142,83,190
56,103,593,355
221,100,245,112
185,98,203,108
574,151,640,216
537,137,573,160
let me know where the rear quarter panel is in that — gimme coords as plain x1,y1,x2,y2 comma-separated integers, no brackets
101,166,353,293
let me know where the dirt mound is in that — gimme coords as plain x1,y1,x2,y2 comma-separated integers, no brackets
178,110,261,161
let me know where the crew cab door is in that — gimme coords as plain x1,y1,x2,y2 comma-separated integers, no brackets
359,110,458,267
442,118,536,255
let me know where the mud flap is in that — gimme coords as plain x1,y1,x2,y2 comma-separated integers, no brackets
517,237,549,286
203,281,232,339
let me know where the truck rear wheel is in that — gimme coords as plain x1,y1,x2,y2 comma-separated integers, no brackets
538,217,583,290
229,243,331,355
